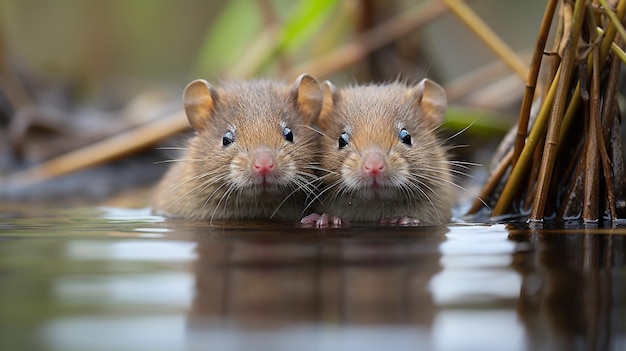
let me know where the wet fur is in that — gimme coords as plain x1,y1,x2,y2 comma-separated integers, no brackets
313,81,455,224
152,78,321,221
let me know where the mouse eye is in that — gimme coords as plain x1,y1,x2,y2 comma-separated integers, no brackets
338,132,349,149
222,131,235,146
399,128,412,145
283,127,294,143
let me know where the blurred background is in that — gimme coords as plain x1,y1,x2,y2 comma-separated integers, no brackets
0,0,547,205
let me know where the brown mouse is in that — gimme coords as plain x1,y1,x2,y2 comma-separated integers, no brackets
301,78,455,227
152,74,323,221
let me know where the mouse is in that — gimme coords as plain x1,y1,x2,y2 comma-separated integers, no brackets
301,78,455,227
152,74,323,221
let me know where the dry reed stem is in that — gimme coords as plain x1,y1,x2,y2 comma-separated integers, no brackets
287,0,448,79
6,111,188,188
227,14,282,78
588,14,617,221
522,136,545,213
442,0,528,81
597,47,622,221
482,0,626,221
601,47,621,139
598,0,626,43
529,0,587,221
467,148,512,215
256,0,291,76
545,4,563,94
558,154,585,220
512,0,558,168
582,45,601,221
492,65,560,215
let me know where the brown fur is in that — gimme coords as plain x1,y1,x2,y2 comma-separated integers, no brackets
311,79,454,224
152,75,323,221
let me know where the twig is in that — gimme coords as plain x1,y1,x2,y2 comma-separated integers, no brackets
597,40,622,221
529,0,587,221
444,52,531,103
467,149,512,215
512,0,558,168
522,134,545,213
557,151,585,220
256,0,291,76
598,0,626,44
287,0,448,79
6,111,188,188
441,0,528,81
227,17,282,78
600,0,626,60
596,27,626,63
582,44,601,221
492,65,560,215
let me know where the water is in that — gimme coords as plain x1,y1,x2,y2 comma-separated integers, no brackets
0,206,625,351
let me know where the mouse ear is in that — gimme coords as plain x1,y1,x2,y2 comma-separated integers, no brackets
183,79,218,132
317,80,341,131
291,74,323,124
410,78,447,127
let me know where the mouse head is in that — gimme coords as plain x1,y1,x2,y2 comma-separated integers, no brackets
316,78,449,199
184,74,322,134
318,78,446,133
181,74,323,195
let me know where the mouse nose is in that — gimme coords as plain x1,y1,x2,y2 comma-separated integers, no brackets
362,151,386,176
253,150,276,175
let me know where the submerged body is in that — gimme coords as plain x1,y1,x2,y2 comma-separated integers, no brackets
302,79,455,226
153,75,323,221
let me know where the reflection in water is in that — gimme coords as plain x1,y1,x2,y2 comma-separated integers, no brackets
3,206,626,350
509,226,626,351
185,224,445,339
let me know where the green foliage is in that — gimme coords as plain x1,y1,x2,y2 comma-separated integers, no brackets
192,0,339,78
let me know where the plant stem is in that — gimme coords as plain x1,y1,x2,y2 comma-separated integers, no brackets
467,149,512,215
492,66,560,215
442,0,528,81
598,0,626,44
6,111,189,188
529,0,587,221
582,45,601,221
512,0,558,168
288,0,447,79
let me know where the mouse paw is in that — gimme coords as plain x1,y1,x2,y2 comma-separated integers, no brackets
301,213,350,228
380,216,421,226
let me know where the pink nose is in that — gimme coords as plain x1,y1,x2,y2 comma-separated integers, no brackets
253,150,275,175
362,151,386,176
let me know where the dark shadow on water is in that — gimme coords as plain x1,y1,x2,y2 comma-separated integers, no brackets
508,226,626,351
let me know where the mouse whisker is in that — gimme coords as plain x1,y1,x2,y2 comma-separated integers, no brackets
161,173,229,214
413,164,471,183
443,120,476,143
308,178,345,208
154,158,206,165
412,165,469,181
210,181,239,222
271,174,315,218
169,169,229,193
155,146,188,151
441,159,481,170
403,177,440,221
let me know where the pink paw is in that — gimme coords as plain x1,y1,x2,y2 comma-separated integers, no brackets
300,213,350,228
380,216,421,226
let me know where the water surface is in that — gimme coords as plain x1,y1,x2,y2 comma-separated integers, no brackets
0,206,625,351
